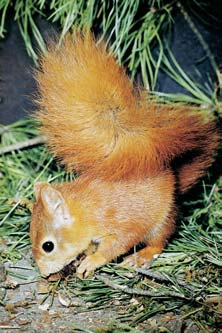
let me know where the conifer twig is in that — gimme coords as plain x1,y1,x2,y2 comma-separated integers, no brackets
0,135,46,155
135,268,196,291
95,274,186,299
177,1,217,71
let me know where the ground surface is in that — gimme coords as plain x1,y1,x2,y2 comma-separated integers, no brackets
0,252,219,333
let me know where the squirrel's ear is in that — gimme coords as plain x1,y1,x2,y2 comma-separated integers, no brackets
40,184,63,215
39,184,73,227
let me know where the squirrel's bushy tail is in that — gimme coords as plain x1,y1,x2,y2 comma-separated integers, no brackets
36,32,219,192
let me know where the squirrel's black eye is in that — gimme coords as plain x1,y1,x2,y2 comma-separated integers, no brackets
42,241,54,253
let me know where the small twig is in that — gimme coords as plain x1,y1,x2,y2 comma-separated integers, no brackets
177,2,217,71
135,268,196,291
135,268,170,282
0,326,21,330
204,296,222,304
9,198,33,212
4,300,37,308
179,306,203,320
95,274,186,299
0,126,9,135
0,280,18,289
0,135,46,154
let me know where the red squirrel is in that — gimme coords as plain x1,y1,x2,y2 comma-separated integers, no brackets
30,32,219,278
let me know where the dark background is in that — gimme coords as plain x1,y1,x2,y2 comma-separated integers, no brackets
0,2,222,125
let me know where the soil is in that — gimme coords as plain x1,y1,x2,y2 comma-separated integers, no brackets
0,253,119,333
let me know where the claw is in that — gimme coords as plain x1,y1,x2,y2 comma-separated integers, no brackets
76,253,107,279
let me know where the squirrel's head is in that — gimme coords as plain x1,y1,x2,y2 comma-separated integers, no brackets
30,182,91,277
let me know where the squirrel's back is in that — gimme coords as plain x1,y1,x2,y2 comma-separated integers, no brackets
36,32,219,192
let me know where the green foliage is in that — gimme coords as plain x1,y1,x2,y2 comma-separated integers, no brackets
0,119,74,261
0,0,218,104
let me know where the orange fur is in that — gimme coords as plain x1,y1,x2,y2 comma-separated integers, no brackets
30,32,219,278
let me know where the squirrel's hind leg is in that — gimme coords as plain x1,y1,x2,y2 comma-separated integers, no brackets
122,212,176,268
123,244,164,268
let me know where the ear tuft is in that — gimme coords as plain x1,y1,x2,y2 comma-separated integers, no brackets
34,182,47,199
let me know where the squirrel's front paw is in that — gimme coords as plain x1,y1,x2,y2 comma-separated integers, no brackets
77,253,107,279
